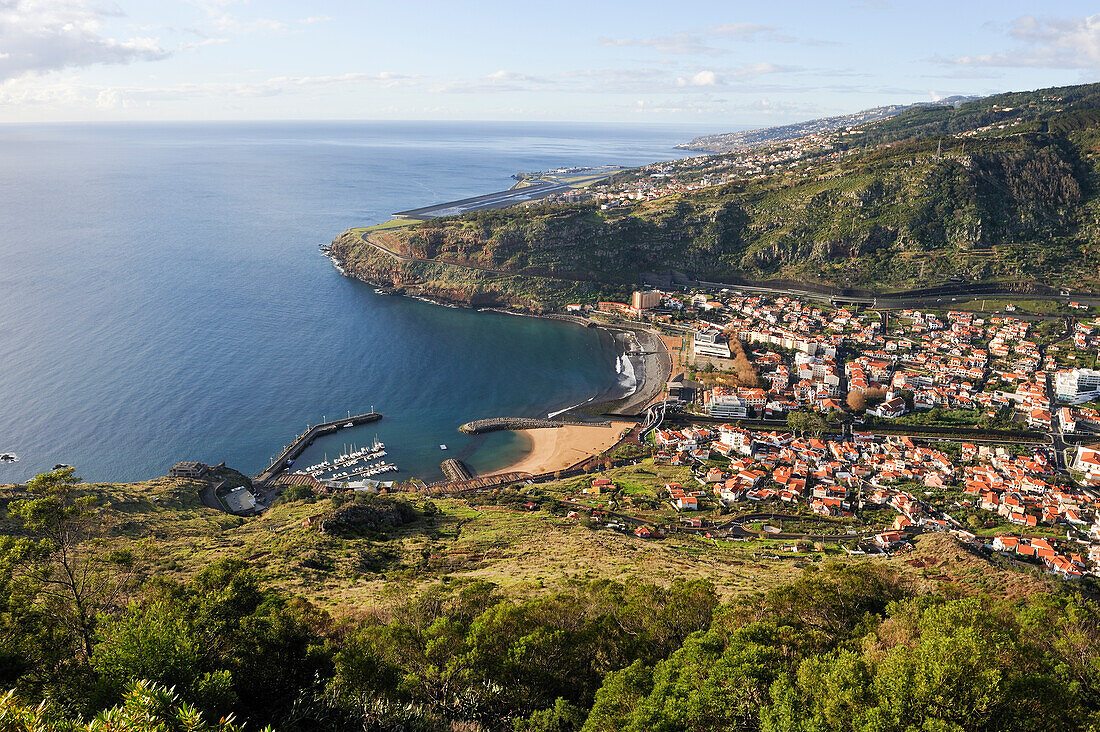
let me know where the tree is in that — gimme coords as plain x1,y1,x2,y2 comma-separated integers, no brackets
863,387,887,408
0,680,269,732
786,412,808,437
281,484,314,502
9,468,135,660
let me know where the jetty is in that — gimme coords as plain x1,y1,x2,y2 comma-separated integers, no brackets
255,410,382,485
460,417,560,434
459,416,611,434
441,458,474,482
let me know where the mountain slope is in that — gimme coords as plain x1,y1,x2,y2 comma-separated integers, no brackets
675,98,974,153
334,82,1100,307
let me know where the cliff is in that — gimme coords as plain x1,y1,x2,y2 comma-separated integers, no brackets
333,82,1100,308
329,228,628,311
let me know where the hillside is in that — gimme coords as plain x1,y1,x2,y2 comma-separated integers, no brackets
674,98,975,153
2,466,1094,731
333,82,1100,308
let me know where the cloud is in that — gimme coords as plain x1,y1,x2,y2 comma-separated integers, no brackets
744,97,821,116
941,13,1100,69
0,70,423,109
179,37,228,51
0,0,169,81
189,1,323,35
601,23,790,55
674,63,797,89
486,69,545,82
208,13,288,34
678,70,718,86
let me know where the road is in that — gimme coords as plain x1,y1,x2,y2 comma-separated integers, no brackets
692,277,1100,312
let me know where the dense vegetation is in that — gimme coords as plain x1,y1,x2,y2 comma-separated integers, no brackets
339,82,1100,306
5,469,1100,730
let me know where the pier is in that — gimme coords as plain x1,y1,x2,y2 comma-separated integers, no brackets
458,416,610,434
255,411,382,485
459,417,568,434
441,458,474,482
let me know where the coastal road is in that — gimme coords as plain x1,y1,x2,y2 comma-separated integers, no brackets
692,277,1100,311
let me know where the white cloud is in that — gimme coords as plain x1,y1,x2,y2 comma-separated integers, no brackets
678,70,718,86
179,37,228,51
209,13,288,34
0,70,424,109
601,23,788,55
944,13,1100,69
0,0,169,81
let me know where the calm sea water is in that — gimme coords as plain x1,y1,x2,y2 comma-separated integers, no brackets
0,121,700,483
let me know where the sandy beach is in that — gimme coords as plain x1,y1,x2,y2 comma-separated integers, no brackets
493,421,633,476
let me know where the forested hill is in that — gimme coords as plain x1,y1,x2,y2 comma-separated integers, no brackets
6,465,1100,730
335,82,1100,309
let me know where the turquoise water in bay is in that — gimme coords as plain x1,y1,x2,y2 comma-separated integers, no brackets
0,121,700,483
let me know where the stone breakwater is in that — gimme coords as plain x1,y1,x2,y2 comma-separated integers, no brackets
459,417,576,434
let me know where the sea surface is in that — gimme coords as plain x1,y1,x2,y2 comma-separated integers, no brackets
0,121,705,483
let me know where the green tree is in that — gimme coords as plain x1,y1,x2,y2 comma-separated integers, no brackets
9,469,135,660
281,484,314,502
0,680,269,732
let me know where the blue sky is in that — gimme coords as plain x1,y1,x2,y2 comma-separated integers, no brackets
2,0,1099,125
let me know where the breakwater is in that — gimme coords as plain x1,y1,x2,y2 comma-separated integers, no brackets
441,458,474,481
255,411,382,484
457,416,613,434
459,417,567,434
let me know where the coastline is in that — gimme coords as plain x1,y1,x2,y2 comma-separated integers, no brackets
328,228,671,479
491,421,633,477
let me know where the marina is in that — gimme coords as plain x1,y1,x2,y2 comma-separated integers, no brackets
289,437,400,482
254,409,383,485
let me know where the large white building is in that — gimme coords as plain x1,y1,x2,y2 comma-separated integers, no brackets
706,390,748,418
1055,368,1100,404
694,327,732,358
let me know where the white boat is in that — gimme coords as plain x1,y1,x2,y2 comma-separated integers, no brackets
343,421,354,428
440,444,448,450
0,453,18,463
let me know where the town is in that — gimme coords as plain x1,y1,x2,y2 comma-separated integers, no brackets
549,285,1100,580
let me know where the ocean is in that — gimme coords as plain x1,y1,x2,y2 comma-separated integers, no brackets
0,121,701,483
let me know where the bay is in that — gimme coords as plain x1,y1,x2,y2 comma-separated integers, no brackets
0,121,702,483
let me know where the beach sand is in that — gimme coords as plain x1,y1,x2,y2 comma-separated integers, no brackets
493,421,632,476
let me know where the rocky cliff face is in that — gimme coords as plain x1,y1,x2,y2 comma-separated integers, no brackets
329,84,1100,299
329,229,620,311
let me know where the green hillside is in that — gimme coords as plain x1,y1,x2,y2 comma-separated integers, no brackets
335,82,1100,306
3,467,1100,731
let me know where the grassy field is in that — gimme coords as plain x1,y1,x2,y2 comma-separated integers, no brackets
1,459,1070,616
946,298,1068,316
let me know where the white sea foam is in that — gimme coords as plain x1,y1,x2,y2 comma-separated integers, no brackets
548,396,596,419
616,352,638,397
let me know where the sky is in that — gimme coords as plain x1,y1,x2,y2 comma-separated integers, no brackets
2,0,1100,126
